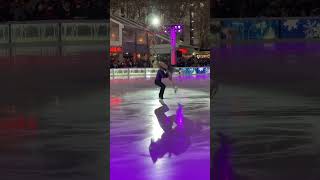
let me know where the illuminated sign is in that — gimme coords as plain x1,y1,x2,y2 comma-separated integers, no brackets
110,47,122,53
196,54,210,59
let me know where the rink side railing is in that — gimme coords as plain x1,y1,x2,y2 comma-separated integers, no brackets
110,67,210,79
0,20,108,45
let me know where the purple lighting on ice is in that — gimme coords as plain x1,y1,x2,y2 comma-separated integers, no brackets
213,133,235,180
110,78,210,180
175,103,184,127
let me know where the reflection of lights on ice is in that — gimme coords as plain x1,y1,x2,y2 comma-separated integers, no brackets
152,116,164,140
176,104,184,126
146,75,151,80
111,96,122,106
151,100,164,140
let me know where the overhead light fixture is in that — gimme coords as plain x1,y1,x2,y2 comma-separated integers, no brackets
150,15,160,27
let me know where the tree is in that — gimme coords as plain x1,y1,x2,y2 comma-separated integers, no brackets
110,0,149,23
110,0,210,48
192,0,210,48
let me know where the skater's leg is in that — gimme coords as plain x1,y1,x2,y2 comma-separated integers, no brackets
168,71,178,93
170,77,177,93
159,82,166,99
155,80,166,99
155,80,162,88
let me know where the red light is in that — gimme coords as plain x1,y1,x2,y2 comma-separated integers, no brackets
110,47,122,53
0,115,38,130
111,97,122,106
178,48,188,54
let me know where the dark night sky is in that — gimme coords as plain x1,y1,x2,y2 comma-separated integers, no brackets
211,0,320,18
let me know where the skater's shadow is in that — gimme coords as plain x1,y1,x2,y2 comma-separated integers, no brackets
213,132,235,180
149,100,201,163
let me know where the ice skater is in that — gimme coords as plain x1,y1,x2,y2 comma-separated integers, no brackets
167,64,178,93
155,62,169,99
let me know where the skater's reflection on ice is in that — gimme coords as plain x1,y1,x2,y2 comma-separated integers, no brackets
149,100,201,163
213,133,235,180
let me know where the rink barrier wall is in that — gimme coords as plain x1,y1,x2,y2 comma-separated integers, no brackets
110,67,210,78
0,20,108,44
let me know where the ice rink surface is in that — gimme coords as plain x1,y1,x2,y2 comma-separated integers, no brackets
213,84,320,180
110,75,210,180
0,83,107,180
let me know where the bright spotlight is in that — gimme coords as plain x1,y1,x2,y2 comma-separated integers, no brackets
151,16,160,27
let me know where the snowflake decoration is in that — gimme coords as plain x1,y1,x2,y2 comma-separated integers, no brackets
303,20,320,38
283,20,299,31
255,21,267,31
264,27,275,39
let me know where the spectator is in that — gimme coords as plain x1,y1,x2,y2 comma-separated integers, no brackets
0,0,107,21
24,0,36,20
0,0,10,21
88,0,105,19
34,0,47,19
72,0,86,18
13,0,27,21
57,0,72,19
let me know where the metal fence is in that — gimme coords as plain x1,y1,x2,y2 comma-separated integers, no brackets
210,17,320,44
0,20,108,44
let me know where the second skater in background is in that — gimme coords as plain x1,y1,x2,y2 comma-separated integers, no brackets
167,64,178,93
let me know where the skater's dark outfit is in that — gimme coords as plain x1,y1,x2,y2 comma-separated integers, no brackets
155,68,169,99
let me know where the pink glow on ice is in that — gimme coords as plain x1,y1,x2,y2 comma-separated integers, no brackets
175,104,184,127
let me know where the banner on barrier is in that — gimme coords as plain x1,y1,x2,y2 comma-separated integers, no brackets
129,68,146,75
113,68,129,76
111,67,210,77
